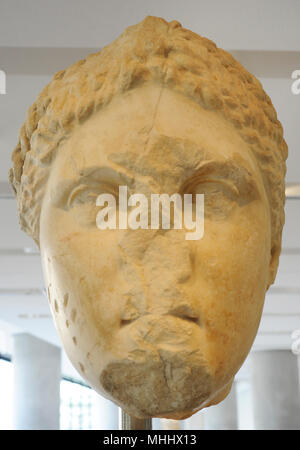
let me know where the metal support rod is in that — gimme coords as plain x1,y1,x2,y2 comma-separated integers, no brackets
119,408,152,430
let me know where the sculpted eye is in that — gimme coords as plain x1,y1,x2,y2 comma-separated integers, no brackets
68,185,93,208
65,183,119,228
194,181,239,197
181,176,240,221
68,183,118,209
181,176,239,198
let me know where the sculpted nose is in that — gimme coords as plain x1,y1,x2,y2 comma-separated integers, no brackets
168,302,201,325
118,229,194,281
120,298,140,326
118,229,199,320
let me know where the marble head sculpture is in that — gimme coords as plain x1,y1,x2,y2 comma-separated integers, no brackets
9,16,287,419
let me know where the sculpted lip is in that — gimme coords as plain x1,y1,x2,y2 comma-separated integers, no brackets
120,312,201,327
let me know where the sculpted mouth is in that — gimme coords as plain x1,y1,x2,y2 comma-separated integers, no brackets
120,312,201,327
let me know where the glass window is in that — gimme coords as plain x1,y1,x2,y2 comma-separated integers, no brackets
60,379,94,430
0,355,100,430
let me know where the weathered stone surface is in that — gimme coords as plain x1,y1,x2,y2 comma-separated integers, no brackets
9,16,287,419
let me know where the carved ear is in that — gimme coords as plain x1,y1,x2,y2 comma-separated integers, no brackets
267,245,281,289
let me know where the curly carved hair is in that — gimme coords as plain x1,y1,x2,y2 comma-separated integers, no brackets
9,16,287,284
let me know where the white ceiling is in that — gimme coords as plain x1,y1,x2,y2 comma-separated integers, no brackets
0,0,299,380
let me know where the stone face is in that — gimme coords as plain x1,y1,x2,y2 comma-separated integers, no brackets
9,17,287,419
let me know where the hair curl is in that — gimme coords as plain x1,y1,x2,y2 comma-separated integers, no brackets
9,16,287,284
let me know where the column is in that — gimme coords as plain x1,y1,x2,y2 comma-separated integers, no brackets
203,382,238,430
12,333,61,430
251,350,300,430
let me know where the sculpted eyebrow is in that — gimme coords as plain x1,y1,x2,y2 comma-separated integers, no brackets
75,166,135,185
207,160,252,180
207,160,260,198
50,166,134,208
182,159,260,198
51,158,259,210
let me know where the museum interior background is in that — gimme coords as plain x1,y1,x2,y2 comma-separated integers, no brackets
0,0,300,430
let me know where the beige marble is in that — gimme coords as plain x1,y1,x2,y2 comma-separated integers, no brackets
9,16,287,419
